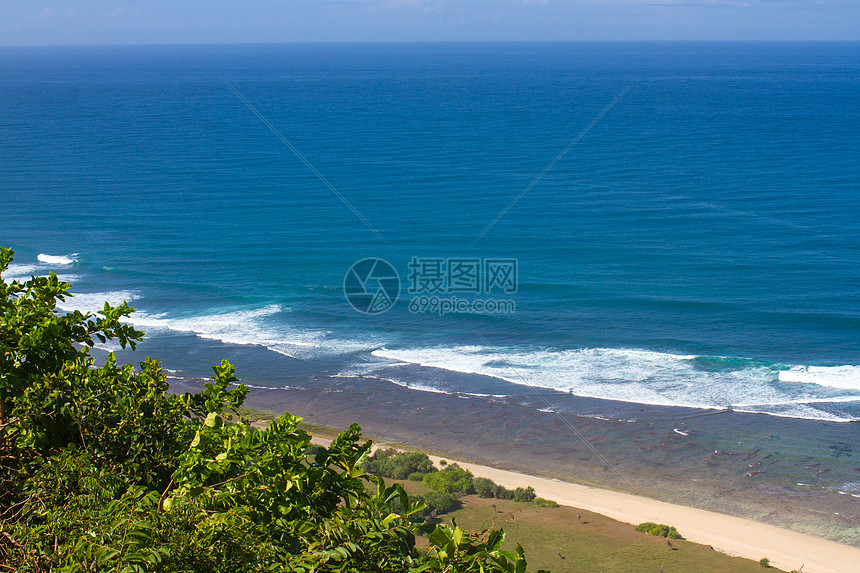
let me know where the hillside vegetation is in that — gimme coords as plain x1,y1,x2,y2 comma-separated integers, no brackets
0,247,545,573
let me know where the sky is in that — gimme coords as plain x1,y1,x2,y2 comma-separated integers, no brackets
1,0,858,45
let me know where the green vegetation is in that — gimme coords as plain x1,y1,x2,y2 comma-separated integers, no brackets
364,450,555,514
463,475,537,503
635,522,683,539
0,248,547,573
473,477,497,498
423,464,475,496
417,491,460,516
449,495,783,573
363,448,436,480
759,557,770,568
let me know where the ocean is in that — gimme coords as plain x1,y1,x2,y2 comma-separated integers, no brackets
2,42,858,418
4,41,860,542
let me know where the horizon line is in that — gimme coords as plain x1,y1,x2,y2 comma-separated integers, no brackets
2,39,860,49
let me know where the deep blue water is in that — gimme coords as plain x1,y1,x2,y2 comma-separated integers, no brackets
1,42,859,421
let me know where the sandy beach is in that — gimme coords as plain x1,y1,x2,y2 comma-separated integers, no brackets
308,435,860,573
421,453,860,573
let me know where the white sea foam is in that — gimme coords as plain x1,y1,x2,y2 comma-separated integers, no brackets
3,268,81,283
371,346,860,422
778,366,860,391
4,254,79,282
833,483,860,496
56,274,82,282
2,264,42,282
130,305,375,360
384,378,450,395
460,392,510,398
37,253,77,265
243,383,292,390
337,371,454,395
732,404,854,422
53,290,140,314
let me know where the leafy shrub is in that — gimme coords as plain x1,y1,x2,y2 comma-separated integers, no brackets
533,497,559,508
423,464,475,496
496,484,514,500
473,477,497,498
636,522,683,539
512,486,536,503
419,491,460,516
470,478,545,505
364,448,436,479
408,471,425,481
759,557,770,568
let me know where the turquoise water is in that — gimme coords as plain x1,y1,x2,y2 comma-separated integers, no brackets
1,42,859,421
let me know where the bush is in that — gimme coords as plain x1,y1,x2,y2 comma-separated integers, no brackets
533,497,559,508
363,448,436,480
512,486,536,503
423,464,474,496
495,484,514,500
636,522,683,539
408,471,425,481
419,491,460,516
473,477,497,498
759,557,770,568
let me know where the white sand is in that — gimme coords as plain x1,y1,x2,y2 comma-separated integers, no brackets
423,454,860,573
310,436,860,573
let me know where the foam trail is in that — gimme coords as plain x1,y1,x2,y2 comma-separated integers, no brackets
56,290,140,314
338,374,450,395
130,305,376,360
778,366,860,391
4,254,79,282
371,346,860,422
1,264,42,281
37,253,77,265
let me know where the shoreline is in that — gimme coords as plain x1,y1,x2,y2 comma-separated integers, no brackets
304,433,860,573
418,454,860,573
168,374,860,569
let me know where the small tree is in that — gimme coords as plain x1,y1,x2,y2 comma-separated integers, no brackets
473,477,498,498
423,464,475,496
636,522,683,539
513,486,536,502
420,491,460,516
364,448,436,479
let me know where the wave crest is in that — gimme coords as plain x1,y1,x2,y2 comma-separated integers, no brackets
371,346,859,422
778,366,860,391
37,253,77,265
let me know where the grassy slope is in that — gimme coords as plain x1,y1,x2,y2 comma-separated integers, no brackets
242,413,781,571
397,480,781,573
